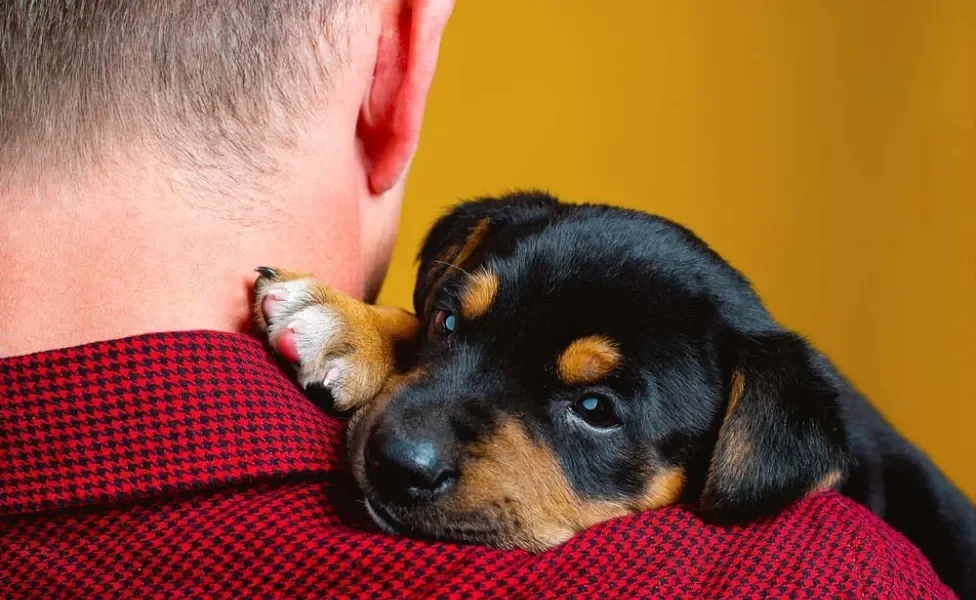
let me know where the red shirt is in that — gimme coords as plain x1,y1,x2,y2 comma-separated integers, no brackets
0,331,955,599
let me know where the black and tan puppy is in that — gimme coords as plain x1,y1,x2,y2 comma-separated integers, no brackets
253,192,975,597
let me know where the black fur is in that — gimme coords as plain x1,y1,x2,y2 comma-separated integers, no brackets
699,331,850,521
378,191,974,596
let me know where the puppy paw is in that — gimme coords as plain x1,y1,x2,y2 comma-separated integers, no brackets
253,267,393,412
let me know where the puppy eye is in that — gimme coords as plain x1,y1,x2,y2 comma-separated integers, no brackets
571,395,620,429
431,310,458,337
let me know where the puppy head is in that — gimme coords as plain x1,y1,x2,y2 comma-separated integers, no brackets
349,192,850,550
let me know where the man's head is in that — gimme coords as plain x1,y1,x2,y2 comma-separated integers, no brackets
2,2,331,175
0,1,453,356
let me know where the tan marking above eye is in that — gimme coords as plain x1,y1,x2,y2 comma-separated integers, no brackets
455,219,492,264
557,335,621,385
460,268,499,320
422,219,493,319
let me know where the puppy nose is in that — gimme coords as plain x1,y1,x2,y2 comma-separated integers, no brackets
366,429,456,504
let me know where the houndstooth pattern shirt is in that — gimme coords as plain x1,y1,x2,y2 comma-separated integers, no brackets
0,331,956,599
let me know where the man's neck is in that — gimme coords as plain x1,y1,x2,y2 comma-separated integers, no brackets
0,166,365,358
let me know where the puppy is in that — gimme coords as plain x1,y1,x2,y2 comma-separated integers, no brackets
253,192,975,597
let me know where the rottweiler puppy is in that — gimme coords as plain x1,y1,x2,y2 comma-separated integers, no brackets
253,192,975,597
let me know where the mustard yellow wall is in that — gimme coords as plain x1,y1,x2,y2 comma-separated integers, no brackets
378,1,976,499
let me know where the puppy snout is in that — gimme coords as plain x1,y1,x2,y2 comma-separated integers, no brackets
365,427,457,504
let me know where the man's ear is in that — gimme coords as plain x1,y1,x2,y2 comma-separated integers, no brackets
359,0,455,195
413,192,559,317
698,330,851,522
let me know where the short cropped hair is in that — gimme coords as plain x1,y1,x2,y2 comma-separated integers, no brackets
1,1,351,183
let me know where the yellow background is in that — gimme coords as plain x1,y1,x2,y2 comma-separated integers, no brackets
377,1,975,498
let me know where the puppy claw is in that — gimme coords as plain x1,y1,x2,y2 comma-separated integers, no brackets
255,266,279,280
323,366,341,387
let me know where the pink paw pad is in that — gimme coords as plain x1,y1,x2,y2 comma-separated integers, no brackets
275,326,301,364
260,287,301,364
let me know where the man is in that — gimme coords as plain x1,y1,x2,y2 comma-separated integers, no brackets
0,2,956,598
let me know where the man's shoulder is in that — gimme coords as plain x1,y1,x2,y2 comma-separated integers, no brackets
563,490,953,599
2,468,954,599
0,331,955,599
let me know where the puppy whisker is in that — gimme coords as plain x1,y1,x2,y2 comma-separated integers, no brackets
432,260,472,278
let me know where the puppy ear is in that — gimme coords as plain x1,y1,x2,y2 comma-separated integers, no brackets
413,191,559,317
699,331,850,521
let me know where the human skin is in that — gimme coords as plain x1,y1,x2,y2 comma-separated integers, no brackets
0,0,454,358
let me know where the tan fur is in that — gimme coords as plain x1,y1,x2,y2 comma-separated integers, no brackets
812,470,844,493
453,419,646,551
557,335,621,385
253,267,419,412
712,423,754,484
369,305,423,346
421,219,492,318
460,268,499,320
452,219,492,269
333,300,419,411
703,370,753,495
633,467,686,510
571,467,685,538
726,370,746,419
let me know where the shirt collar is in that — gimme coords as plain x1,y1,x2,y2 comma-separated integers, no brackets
0,330,342,516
